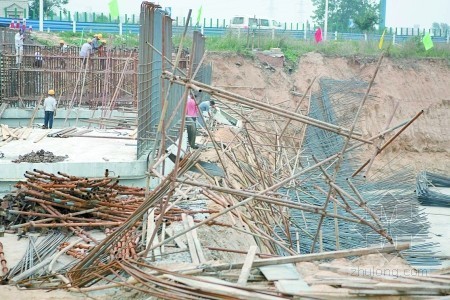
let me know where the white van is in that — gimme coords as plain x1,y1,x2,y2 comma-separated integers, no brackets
230,16,281,30
230,16,257,29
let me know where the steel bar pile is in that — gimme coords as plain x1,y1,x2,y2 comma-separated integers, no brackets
416,171,450,207
7,231,68,284
0,169,211,241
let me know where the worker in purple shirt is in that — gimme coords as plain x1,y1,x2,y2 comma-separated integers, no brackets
198,100,216,127
185,93,199,149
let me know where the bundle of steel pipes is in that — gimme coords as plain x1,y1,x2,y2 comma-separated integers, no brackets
0,169,215,244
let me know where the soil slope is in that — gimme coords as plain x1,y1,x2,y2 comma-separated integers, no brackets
208,52,450,174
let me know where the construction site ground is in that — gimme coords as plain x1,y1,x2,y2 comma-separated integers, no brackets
1,52,449,298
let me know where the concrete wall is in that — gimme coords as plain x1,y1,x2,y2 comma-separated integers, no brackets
0,108,136,128
0,160,148,194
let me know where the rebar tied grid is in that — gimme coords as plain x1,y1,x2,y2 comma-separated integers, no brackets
0,29,137,110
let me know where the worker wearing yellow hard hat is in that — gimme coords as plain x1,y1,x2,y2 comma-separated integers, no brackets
92,33,102,51
43,89,57,129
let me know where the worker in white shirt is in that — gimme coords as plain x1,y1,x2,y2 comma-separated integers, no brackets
34,48,43,68
59,40,68,69
43,89,57,129
14,29,24,65
79,40,92,67
59,40,68,53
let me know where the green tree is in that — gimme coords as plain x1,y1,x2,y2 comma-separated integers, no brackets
432,22,449,35
29,0,69,17
95,15,109,23
354,6,378,32
312,0,379,32
432,22,441,31
440,23,449,32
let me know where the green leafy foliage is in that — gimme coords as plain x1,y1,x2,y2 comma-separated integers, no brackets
29,0,69,17
312,0,379,32
354,7,378,32
95,15,110,23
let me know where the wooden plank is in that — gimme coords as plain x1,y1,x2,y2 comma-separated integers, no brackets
187,215,206,263
1,125,18,139
3,127,20,143
165,274,286,300
160,221,166,254
165,226,187,249
205,243,411,272
23,127,33,140
146,209,161,257
34,131,49,143
237,245,258,286
29,95,44,128
17,127,27,139
349,289,440,296
182,213,200,264
128,128,137,137
1,125,7,141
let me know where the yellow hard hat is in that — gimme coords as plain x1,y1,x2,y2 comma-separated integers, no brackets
97,34,102,39
94,34,98,37
59,40,64,44
48,89,55,95
101,39,106,44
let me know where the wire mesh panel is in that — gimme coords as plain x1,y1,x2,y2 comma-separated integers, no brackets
192,31,212,103
137,3,178,158
274,78,439,268
137,8,211,158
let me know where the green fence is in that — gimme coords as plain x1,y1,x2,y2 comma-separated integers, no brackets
27,10,134,23
4,9,449,37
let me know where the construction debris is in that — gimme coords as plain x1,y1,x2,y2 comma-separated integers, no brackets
0,3,448,299
12,150,68,163
0,170,220,238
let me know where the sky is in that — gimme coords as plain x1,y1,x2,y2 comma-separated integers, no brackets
64,0,450,29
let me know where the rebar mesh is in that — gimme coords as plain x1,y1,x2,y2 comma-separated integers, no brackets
275,78,440,268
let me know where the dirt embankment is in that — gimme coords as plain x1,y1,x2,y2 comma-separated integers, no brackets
208,52,450,174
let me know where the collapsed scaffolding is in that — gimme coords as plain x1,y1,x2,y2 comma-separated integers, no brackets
0,2,449,298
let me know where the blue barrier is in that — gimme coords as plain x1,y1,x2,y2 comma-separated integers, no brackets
0,17,448,44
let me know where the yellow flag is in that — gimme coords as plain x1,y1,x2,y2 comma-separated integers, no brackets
196,5,203,26
378,29,386,50
422,33,434,51
108,0,119,20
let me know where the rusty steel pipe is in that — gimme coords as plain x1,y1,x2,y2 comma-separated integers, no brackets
0,242,8,276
